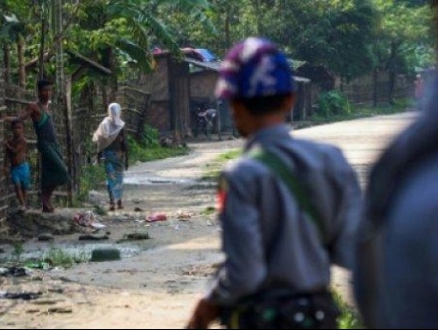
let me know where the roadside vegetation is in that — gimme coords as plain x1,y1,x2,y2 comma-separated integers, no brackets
1,242,89,269
333,290,364,329
311,92,413,124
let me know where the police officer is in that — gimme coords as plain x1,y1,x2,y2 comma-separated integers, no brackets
187,37,362,329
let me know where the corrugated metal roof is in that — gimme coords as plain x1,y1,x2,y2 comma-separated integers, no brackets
186,57,310,83
185,58,222,71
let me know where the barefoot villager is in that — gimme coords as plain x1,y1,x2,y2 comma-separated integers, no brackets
3,120,31,211
93,102,129,212
4,79,70,213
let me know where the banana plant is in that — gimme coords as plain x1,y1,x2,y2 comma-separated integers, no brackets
58,0,213,106
0,13,27,86
68,0,212,75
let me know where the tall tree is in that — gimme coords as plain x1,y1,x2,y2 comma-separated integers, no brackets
372,0,433,102
0,12,27,86
62,0,212,99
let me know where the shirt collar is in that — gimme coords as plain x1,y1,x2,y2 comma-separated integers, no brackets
244,123,292,152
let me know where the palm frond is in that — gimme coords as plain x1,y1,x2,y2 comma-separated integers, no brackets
116,39,155,73
0,14,25,40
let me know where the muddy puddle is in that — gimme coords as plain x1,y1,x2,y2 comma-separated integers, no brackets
0,238,154,266
123,175,197,185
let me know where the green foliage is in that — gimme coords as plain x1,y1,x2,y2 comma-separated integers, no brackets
201,206,216,215
217,149,241,161
2,0,434,93
11,241,24,263
202,148,240,180
333,290,364,329
371,0,434,75
138,125,161,148
316,90,351,118
127,124,189,162
77,163,107,203
127,136,189,164
43,247,89,268
93,204,108,216
289,0,379,81
311,97,411,123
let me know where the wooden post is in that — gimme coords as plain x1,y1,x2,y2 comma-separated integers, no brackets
216,100,222,141
0,68,8,236
65,76,75,203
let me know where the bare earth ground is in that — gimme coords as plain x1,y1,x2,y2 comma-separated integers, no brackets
0,113,417,329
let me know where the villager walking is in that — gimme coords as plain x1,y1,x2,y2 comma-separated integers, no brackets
93,102,129,211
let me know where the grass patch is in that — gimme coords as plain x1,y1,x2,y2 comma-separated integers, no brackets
201,206,216,216
333,290,364,329
1,245,89,270
93,204,108,216
42,247,89,268
217,149,241,162
76,164,107,203
202,149,241,181
128,137,189,164
309,98,412,125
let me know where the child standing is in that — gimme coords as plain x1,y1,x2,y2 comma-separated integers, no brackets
3,120,30,211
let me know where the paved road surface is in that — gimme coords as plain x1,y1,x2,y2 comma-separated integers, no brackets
293,112,419,304
294,112,419,187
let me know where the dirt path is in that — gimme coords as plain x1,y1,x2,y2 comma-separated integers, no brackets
0,113,417,329
0,137,245,329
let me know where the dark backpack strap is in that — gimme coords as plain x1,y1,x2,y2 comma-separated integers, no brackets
249,148,326,243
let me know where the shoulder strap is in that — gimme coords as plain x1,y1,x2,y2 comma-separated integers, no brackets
249,148,326,243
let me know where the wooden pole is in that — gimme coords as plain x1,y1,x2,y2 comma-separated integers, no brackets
39,3,47,80
216,100,222,141
0,67,8,236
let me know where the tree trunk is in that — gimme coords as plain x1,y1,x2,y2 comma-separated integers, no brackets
39,12,47,79
102,84,108,112
433,0,438,63
54,0,75,205
253,0,262,35
3,44,10,84
54,0,64,97
224,5,231,51
107,47,118,101
17,35,26,88
387,41,397,105
372,69,378,107
388,72,395,105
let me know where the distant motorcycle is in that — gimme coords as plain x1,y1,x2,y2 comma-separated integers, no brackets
192,106,217,138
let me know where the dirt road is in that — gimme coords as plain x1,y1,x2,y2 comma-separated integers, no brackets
0,113,418,329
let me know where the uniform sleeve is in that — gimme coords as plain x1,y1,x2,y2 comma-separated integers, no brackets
329,156,363,269
205,166,267,306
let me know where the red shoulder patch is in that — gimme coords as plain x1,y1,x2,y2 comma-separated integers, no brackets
216,176,228,213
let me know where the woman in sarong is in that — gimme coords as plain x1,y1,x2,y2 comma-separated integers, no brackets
4,79,70,213
93,103,129,211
